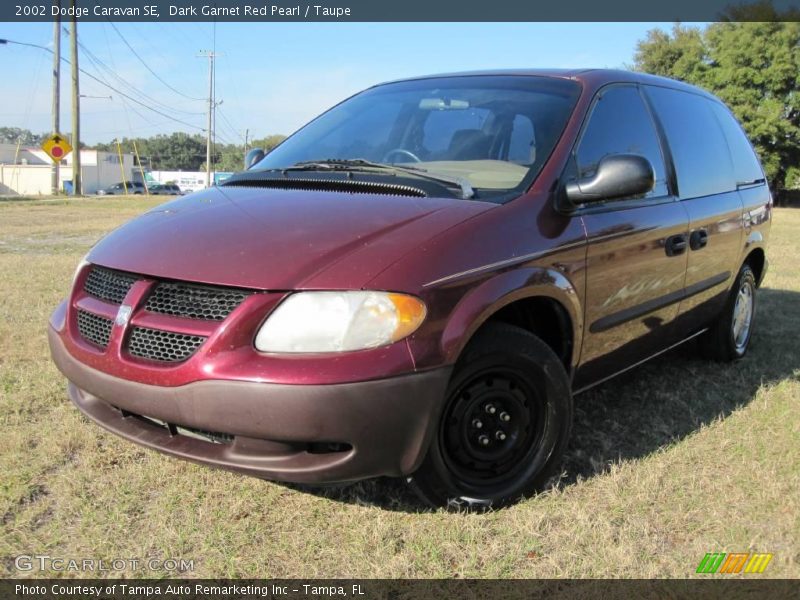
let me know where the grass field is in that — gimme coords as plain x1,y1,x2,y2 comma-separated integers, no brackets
0,196,798,579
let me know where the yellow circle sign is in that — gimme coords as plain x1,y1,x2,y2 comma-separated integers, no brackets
41,133,73,163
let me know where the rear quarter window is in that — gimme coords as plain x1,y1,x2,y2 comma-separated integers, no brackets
708,101,765,185
645,86,735,199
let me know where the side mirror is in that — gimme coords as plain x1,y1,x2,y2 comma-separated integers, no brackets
245,148,265,170
565,154,655,204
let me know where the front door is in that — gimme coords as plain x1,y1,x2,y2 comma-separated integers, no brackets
569,84,690,389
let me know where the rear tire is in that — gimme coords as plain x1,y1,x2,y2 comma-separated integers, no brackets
408,323,573,510
700,263,756,361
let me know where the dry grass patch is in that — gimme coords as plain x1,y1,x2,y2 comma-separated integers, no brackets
0,197,798,578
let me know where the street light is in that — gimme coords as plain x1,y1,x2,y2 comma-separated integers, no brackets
80,94,113,100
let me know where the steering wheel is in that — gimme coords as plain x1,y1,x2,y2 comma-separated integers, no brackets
382,148,421,163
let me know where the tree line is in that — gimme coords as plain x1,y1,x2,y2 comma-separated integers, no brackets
96,133,287,172
0,127,285,173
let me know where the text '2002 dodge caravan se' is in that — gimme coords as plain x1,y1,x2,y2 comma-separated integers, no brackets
49,69,770,508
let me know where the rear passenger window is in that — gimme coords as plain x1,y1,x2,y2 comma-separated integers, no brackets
709,102,764,185
576,85,668,199
645,86,735,199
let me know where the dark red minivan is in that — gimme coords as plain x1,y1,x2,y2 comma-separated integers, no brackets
49,69,771,508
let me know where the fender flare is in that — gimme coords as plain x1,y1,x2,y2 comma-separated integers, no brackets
439,267,583,371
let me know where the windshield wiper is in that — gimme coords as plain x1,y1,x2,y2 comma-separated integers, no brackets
286,158,475,200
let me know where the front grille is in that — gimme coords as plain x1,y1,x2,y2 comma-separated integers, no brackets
145,281,250,321
77,310,113,348
127,327,206,363
84,266,137,304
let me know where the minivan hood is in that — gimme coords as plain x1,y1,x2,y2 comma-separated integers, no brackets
88,185,493,290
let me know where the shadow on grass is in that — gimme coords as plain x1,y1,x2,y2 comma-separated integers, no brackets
283,287,799,513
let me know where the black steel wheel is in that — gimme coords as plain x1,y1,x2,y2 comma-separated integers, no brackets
409,323,573,510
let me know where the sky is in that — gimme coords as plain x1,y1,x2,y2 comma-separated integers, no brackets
0,22,680,145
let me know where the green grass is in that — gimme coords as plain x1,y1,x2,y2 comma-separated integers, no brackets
0,196,798,578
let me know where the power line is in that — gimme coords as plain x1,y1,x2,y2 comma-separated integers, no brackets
107,21,205,102
217,108,245,143
1,38,206,132
72,29,204,117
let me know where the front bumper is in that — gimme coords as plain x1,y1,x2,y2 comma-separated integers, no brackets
49,326,451,483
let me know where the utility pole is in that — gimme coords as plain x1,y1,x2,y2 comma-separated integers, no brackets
198,50,217,188
243,128,249,169
51,0,61,195
69,0,81,196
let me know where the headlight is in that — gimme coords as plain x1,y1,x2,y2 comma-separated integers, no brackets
254,291,426,353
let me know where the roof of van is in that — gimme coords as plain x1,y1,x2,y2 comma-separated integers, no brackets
381,68,716,100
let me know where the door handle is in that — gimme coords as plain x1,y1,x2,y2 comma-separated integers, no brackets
665,234,688,256
690,228,709,250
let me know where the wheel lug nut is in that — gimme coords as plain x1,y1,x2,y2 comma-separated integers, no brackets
472,419,483,429
495,430,507,441
478,435,490,446
485,404,497,415
500,412,511,422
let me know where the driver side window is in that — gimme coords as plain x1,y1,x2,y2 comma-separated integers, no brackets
576,85,668,199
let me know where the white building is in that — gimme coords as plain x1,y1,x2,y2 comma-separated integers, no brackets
0,143,135,196
144,170,210,194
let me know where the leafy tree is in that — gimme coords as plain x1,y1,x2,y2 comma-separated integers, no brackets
200,135,288,172
250,134,287,153
634,21,800,192
97,132,208,171
93,132,287,172
0,127,46,145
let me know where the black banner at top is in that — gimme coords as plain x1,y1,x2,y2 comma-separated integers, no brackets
3,0,800,22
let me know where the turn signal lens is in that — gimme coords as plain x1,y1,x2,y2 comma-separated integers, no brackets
387,292,427,342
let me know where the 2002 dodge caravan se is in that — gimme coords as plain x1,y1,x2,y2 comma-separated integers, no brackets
49,69,771,508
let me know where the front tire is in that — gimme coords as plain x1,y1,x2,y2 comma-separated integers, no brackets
700,263,757,362
409,323,573,510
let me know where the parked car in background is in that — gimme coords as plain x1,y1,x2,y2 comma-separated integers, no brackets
149,183,182,195
50,69,770,509
97,181,145,195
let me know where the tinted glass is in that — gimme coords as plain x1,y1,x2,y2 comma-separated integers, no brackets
422,107,492,155
576,85,668,199
253,76,581,200
709,101,764,185
645,86,735,199
508,114,536,164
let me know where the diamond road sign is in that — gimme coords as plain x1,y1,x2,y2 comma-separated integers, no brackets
41,133,73,163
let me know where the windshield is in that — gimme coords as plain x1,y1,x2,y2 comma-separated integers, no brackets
252,75,581,201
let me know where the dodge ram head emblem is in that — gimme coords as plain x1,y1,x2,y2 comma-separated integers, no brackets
115,305,132,327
